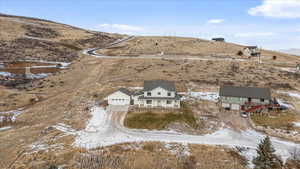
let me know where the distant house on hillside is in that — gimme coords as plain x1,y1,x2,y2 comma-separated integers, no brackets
243,46,261,57
219,85,272,110
106,80,181,108
212,38,225,42
296,64,300,71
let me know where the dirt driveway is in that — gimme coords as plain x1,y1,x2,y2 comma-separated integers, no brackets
106,105,129,113
218,110,251,131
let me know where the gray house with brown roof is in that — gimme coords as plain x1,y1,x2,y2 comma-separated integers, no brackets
219,85,271,110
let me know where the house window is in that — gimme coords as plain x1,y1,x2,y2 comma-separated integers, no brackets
167,92,171,96
260,98,265,102
146,100,152,104
167,100,172,104
248,98,252,102
158,92,161,95
147,92,151,96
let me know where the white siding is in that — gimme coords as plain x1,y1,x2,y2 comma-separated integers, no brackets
144,87,175,98
140,99,180,109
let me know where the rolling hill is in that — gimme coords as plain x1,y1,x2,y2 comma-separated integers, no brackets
0,13,124,62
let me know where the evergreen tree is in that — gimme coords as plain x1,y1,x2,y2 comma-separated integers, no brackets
253,136,283,169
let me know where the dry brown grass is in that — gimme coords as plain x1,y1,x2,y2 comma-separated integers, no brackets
11,142,248,169
251,110,297,129
97,36,245,57
96,36,300,65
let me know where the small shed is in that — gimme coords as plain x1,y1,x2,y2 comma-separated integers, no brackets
297,64,300,71
212,38,225,42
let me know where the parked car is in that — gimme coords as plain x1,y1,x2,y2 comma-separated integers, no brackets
280,105,288,111
240,112,249,118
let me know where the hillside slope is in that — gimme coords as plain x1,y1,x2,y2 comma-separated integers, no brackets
97,36,299,64
0,14,123,62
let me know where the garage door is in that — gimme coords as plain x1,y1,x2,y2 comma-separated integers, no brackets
231,104,240,110
222,103,230,108
108,98,130,105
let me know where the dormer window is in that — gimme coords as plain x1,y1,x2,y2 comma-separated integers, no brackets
147,92,151,96
167,92,171,96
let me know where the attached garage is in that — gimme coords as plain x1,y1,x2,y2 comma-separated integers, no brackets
222,103,230,108
230,104,240,110
106,88,132,106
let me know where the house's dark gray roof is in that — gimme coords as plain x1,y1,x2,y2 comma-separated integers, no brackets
118,88,132,96
212,38,225,41
133,90,144,96
144,80,176,92
220,86,271,100
245,46,258,49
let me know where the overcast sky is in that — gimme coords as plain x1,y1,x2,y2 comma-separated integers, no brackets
1,0,300,50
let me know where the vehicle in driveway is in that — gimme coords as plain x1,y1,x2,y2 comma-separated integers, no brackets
240,111,249,118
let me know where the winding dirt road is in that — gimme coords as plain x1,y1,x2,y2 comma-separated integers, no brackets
72,106,300,163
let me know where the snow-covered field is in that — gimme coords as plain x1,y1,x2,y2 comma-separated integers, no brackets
48,105,300,167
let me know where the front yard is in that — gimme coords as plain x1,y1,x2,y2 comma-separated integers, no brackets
250,110,298,130
124,102,198,130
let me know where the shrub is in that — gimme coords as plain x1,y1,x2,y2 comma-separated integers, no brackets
237,50,243,56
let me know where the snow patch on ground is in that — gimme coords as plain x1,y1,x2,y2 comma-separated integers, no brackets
0,72,50,79
187,92,219,102
278,67,297,73
279,91,300,100
0,72,14,78
0,109,23,122
52,123,77,135
0,126,12,131
293,122,300,127
26,73,49,79
164,143,191,157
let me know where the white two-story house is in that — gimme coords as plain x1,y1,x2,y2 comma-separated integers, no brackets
133,80,181,108
106,80,181,109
